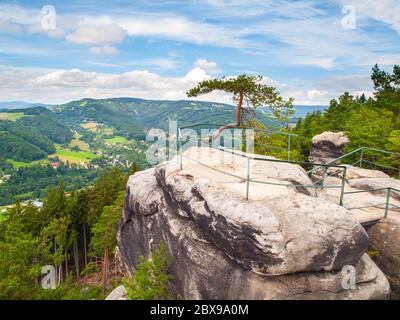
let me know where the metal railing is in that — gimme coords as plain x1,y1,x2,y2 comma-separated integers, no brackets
308,147,400,178
176,124,400,220
177,124,347,204
343,187,400,219
178,123,298,161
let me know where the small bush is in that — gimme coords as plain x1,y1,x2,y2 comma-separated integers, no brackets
123,242,174,300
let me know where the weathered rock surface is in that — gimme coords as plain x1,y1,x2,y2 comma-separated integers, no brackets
367,215,400,299
348,178,400,200
315,156,400,299
317,165,400,220
180,147,316,197
345,166,390,180
309,131,349,164
118,147,390,299
105,285,127,300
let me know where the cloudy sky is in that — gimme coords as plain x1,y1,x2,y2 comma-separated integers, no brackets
0,0,399,105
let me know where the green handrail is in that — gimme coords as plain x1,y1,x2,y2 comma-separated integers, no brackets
178,124,347,202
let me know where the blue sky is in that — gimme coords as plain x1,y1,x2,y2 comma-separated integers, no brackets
0,0,399,105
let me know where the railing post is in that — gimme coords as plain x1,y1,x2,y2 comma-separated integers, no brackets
360,148,364,168
384,188,391,218
288,135,291,161
177,134,183,170
246,157,251,200
339,166,347,206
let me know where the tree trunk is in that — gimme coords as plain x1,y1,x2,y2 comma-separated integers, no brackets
212,92,244,140
102,248,109,289
83,225,88,267
60,260,63,285
54,241,59,286
65,248,68,278
74,239,80,281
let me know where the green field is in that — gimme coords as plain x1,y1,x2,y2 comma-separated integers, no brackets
105,136,131,145
52,145,97,164
6,159,48,168
0,112,28,122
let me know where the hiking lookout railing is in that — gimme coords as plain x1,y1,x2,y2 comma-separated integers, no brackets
305,146,400,219
307,147,400,178
343,187,400,219
178,123,298,161
177,124,347,204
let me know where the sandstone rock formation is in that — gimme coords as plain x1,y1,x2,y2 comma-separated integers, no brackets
367,215,400,299
117,147,390,300
307,132,400,299
309,131,349,164
105,285,128,300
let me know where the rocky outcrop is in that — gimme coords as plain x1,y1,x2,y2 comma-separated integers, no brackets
367,215,400,299
309,132,349,164
105,285,128,300
313,154,400,299
117,147,390,300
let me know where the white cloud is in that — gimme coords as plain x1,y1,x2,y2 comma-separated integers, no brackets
0,65,376,106
183,67,209,83
198,0,324,19
90,45,118,55
144,59,178,70
117,16,243,47
194,59,220,74
336,0,400,34
66,24,126,45
307,89,328,100
0,19,23,33
0,2,398,71
0,4,65,38
293,57,336,70
0,66,218,104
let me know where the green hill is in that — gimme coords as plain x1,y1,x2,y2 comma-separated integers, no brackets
0,108,73,162
56,98,278,140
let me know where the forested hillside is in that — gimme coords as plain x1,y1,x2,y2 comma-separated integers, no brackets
56,98,278,140
0,65,399,300
0,167,131,299
0,108,72,162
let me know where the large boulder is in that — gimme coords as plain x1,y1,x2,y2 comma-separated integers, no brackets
117,147,389,299
367,215,400,299
309,132,349,164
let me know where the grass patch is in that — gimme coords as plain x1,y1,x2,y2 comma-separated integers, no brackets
101,127,114,136
80,122,98,132
105,136,131,145
0,112,30,122
6,159,49,168
51,145,97,164
69,131,90,151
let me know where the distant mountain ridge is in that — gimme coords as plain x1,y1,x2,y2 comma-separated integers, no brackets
0,101,52,110
1,98,327,120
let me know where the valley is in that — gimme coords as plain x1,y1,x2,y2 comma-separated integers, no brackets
0,98,325,207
